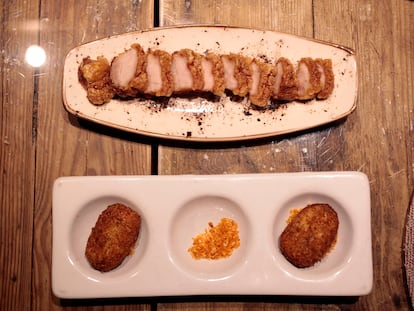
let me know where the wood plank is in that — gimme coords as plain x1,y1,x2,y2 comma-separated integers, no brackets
0,1,39,310
315,1,413,309
158,0,314,178
33,1,154,310
157,0,414,310
157,1,337,310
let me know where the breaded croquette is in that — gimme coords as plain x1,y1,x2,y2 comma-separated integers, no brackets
85,203,141,272
279,203,339,268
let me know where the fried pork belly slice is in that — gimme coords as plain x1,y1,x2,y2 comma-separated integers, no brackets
315,58,334,99
145,49,174,97
110,44,148,97
221,54,238,92
296,58,323,100
273,57,299,101
171,49,204,93
221,54,253,96
78,56,115,105
249,60,276,108
201,53,225,96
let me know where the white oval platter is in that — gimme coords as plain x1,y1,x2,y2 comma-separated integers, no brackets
63,25,357,141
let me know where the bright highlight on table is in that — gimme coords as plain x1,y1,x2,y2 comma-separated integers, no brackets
25,45,46,67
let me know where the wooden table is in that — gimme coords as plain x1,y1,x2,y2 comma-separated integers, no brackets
1,0,413,310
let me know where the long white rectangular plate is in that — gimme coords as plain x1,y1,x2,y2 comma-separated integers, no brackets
63,25,357,141
52,172,372,298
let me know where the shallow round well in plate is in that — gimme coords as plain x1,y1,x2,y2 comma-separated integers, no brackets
272,192,353,280
168,195,250,280
69,196,148,282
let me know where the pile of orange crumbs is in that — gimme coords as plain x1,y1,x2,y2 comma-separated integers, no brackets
188,217,240,260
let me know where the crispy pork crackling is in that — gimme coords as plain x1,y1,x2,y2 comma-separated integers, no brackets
85,203,141,272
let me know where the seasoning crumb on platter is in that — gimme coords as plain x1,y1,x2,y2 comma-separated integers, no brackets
188,217,240,260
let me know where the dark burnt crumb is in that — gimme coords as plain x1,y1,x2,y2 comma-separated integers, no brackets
226,91,244,103
216,41,220,46
257,118,261,122
186,131,192,137
197,43,201,46
259,54,272,64
204,29,208,33
198,121,202,126
243,110,252,116
268,99,287,111
278,39,284,46
157,97,169,106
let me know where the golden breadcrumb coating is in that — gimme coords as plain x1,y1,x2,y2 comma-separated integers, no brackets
232,54,253,97
274,57,299,100
315,58,334,99
77,46,335,105
296,57,323,100
205,52,225,96
279,203,339,268
155,49,174,97
78,56,115,105
188,218,240,260
85,203,141,272
128,44,148,94
249,60,277,108
175,49,205,91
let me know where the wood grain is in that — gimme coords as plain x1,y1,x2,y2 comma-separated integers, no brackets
0,0,413,310
0,2,39,310
157,0,414,310
158,0,314,177
33,1,153,310
313,1,413,309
